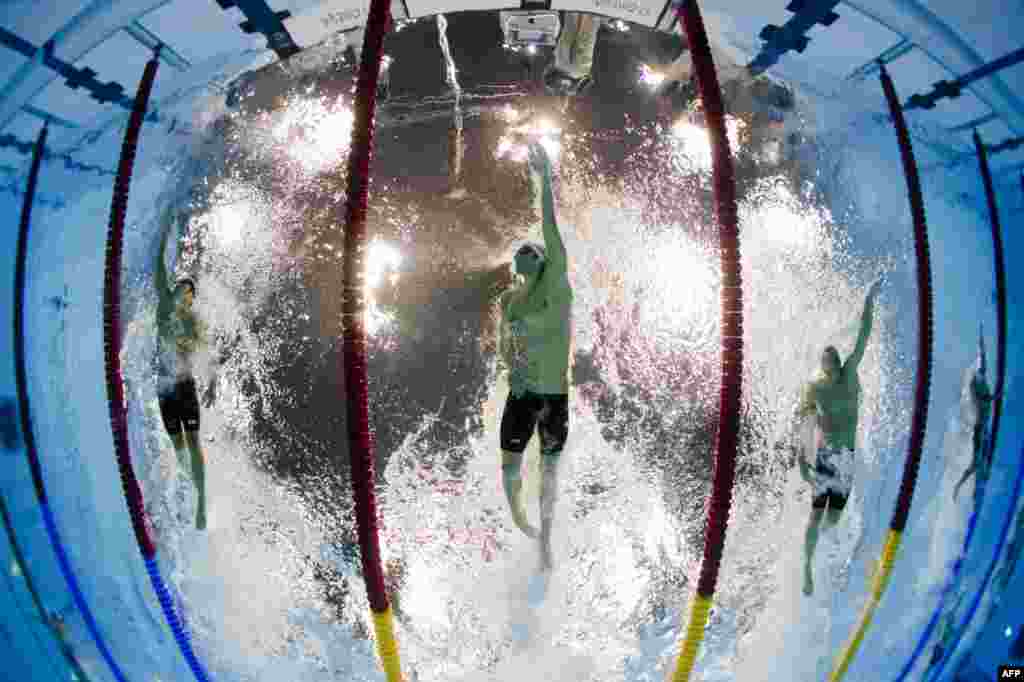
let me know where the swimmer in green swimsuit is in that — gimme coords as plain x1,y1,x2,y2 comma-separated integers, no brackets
498,143,573,571
795,279,881,595
155,214,208,530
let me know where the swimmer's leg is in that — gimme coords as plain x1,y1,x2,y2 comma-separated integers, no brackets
502,450,538,539
537,397,568,571
169,431,189,469
159,391,190,470
804,504,827,595
166,429,199,526
500,392,541,539
538,453,560,571
184,430,206,530
179,379,206,530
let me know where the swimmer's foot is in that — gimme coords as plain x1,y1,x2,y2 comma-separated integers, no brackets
539,542,554,572
803,564,814,596
196,508,206,531
511,506,539,539
539,520,554,572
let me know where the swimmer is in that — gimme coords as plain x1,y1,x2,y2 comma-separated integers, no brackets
446,122,467,199
497,142,573,571
154,216,208,530
542,12,601,98
795,279,882,595
953,328,996,505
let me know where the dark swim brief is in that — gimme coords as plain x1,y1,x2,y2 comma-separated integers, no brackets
810,445,854,511
500,391,568,456
158,377,200,437
812,489,848,511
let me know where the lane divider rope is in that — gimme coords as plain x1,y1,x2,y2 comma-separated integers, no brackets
828,61,934,682
339,1,405,679
13,121,104,682
892,121,1015,682
102,49,212,682
667,1,743,679
972,130,1008,493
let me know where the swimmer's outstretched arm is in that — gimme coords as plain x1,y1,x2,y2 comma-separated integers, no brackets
528,144,567,275
155,215,172,292
846,279,881,373
792,383,817,481
796,382,817,419
203,330,243,406
155,214,177,329
496,292,514,370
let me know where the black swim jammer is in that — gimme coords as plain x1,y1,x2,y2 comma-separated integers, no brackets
158,377,200,437
500,391,568,456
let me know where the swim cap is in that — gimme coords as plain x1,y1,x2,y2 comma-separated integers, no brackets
516,241,546,261
175,277,196,295
514,242,546,275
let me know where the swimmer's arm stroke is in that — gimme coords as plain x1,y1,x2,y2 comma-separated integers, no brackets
846,279,882,375
793,382,817,482
154,214,177,330
796,382,817,419
496,293,514,372
200,330,235,407
529,144,568,278
155,215,171,293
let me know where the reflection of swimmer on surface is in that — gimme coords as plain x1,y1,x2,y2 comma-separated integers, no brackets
928,586,967,668
154,214,209,531
648,38,797,166
502,11,601,133
447,123,467,199
497,143,573,572
542,13,602,98
953,329,996,506
794,279,881,596
649,38,789,115
342,37,394,101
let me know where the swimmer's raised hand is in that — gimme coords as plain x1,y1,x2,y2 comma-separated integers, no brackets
867,277,883,301
527,142,550,174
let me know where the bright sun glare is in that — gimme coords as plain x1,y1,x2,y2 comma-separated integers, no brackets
205,181,255,246
272,96,355,173
495,116,562,163
646,235,717,333
639,63,666,89
670,115,744,171
365,240,403,335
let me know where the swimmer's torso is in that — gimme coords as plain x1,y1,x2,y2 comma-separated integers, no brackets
811,373,860,450
966,372,993,427
503,271,573,394
156,308,201,382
